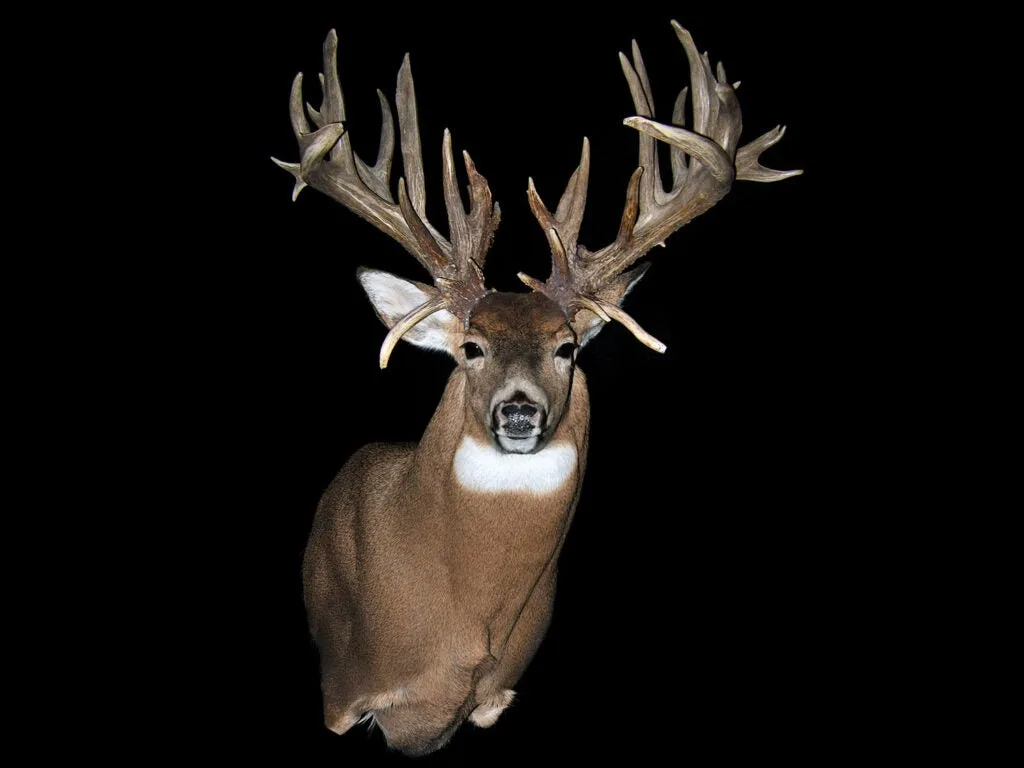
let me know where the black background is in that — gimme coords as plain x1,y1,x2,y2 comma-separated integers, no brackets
152,5,878,763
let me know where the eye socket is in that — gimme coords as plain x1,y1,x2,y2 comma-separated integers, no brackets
463,342,484,360
555,342,576,360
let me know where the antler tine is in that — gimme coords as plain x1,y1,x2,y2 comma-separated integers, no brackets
320,30,355,171
462,150,501,269
441,130,500,274
397,178,449,273
552,138,590,247
735,125,803,182
526,137,590,257
356,91,395,200
442,129,470,262
436,129,497,317
378,295,447,369
519,139,591,301
669,86,689,190
619,42,668,214
523,20,801,353
396,54,428,220
273,30,501,366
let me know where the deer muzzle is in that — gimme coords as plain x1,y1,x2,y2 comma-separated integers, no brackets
493,395,546,453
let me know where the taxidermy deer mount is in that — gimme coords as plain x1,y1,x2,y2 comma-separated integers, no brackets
273,20,800,756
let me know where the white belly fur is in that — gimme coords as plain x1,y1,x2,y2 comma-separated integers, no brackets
454,437,576,494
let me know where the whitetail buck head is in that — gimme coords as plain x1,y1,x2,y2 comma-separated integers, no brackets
275,21,800,755
357,275,582,455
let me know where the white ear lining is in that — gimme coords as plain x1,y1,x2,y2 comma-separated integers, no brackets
357,269,459,356
402,308,460,354
574,268,649,348
577,314,605,348
619,268,647,301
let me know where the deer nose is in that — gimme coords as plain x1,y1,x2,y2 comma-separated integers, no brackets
495,398,543,436
502,402,538,420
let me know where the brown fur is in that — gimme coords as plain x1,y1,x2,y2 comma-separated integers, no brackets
302,293,590,755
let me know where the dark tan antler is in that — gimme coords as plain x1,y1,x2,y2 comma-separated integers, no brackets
272,30,500,367
520,20,802,352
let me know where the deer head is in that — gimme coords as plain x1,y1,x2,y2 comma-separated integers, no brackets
273,24,799,457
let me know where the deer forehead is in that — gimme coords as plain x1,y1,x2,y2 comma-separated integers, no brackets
467,292,569,341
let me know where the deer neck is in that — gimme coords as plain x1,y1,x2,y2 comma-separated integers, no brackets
406,368,590,626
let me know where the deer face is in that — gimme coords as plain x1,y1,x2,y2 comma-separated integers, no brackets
359,267,654,453
461,292,576,454
358,270,582,454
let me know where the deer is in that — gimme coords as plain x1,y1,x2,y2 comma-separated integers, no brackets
273,20,800,756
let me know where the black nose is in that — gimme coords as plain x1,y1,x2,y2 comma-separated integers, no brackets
496,399,542,436
501,403,538,419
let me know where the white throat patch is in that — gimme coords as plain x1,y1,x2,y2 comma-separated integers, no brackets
454,436,577,495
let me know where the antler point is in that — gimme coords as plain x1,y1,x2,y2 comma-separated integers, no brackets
517,272,547,292
576,296,611,323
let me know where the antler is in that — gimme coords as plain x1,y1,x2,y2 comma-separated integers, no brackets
520,20,802,352
272,30,500,367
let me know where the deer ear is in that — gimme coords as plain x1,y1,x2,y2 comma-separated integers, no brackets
357,268,460,356
571,263,651,347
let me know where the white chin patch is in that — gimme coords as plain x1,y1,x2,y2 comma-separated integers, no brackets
454,437,576,495
497,435,538,454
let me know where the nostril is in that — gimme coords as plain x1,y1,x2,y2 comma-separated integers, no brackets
501,403,538,419
498,401,543,436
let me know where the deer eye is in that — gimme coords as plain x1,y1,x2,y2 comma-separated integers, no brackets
555,342,576,360
462,342,484,360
